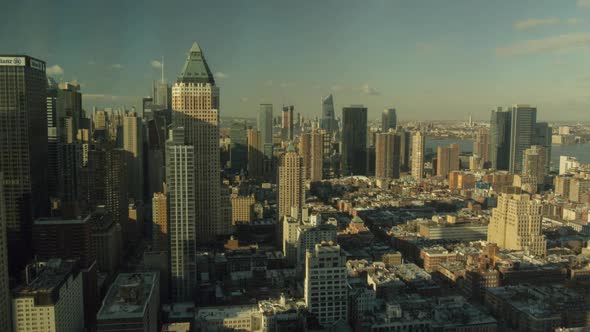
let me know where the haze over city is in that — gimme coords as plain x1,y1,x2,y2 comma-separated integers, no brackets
3,0,590,120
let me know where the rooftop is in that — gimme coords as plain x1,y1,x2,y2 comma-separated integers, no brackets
97,272,158,320
13,259,80,305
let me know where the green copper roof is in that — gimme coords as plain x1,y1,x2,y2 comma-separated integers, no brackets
287,143,296,153
351,216,364,224
177,42,215,84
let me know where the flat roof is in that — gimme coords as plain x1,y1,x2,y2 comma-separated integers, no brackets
97,272,158,320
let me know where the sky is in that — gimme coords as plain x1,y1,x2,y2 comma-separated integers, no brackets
2,0,590,121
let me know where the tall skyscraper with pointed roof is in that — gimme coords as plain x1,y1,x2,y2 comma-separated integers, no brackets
171,42,225,244
320,94,337,133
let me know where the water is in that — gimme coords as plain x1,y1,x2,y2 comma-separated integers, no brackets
426,139,590,169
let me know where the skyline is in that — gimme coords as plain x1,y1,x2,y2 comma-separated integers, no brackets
2,0,590,120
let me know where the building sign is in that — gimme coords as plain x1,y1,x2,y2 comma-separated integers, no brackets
30,58,45,72
0,57,26,66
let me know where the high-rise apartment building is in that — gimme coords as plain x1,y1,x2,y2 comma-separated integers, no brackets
0,55,48,272
166,128,196,301
341,106,368,175
509,105,537,174
123,113,144,201
487,193,546,256
297,223,337,272
172,42,223,243
436,143,460,178
230,120,248,172
310,130,324,182
104,148,129,243
411,131,426,180
474,127,490,167
231,194,255,224
299,132,312,179
278,145,304,221
381,108,397,132
320,94,337,133
152,191,168,252
247,128,263,178
304,242,348,327
0,173,10,332
375,131,401,179
522,145,547,186
399,129,411,172
490,107,511,171
534,122,552,175
282,105,294,141
12,259,84,332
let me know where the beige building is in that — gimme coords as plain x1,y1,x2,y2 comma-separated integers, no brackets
569,177,590,203
310,130,324,182
473,127,490,166
231,194,255,224
411,131,425,180
487,194,546,256
12,259,84,332
152,191,168,252
123,113,144,201
278,145,304,221
171,42,225,243
305,242,348,327
283,216,300,266
436,143,460,178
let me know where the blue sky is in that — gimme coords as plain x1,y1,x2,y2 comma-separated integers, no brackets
2,0,590,121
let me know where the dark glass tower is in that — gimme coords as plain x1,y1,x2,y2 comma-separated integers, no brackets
0,55,49,273
320,94,337,133
490,107,511,171
509,105,537,174
382,108,397,132
341,105,368,175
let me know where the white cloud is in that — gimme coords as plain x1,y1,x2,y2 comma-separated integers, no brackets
214,72,228,79
513,18,560,31
240,97,248,102
330,85,343,92
577,0,590,8
361,83,381,96
150,60,162,69
70,79,85,88
496,33,590,56
87,60,96,65
46,64,64,76
111,64,124,69
567,18,581,25
264,80,273,86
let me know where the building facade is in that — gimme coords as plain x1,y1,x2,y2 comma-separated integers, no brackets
341,106,368,176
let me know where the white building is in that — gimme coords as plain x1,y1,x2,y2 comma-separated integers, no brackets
559,156,580,175
305,242,348,327
12,259,84,332
296,223,337,273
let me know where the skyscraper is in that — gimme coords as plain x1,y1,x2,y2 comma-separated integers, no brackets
473,127,490,167
487,193,546,256
152,191,168,252
105,148,129,243
299,132,311,179
0,55,49,272
166,127,196,301
229,120,248,172
282,105,294,141
509,104,537,174
278,145,304,221
411,131,426,180
172,42,223,243
341,106,368,175
399,129,411,172
247,128,264,178
381,108,397,132
304,242,348,327
534,122,552,175
320,94,337,133
522,145,547,186
375,131,401,180
436,143,460,178
490,108,511,171
0,173,11,332
310,130,324,182
258,104,274,177
123,113,144,201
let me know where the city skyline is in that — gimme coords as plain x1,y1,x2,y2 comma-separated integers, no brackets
2,0,590,121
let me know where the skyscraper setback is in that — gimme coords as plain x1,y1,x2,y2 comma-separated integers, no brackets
0,55,49,272
171,42,225,243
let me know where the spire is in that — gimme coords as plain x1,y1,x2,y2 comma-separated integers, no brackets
178,41,215,85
